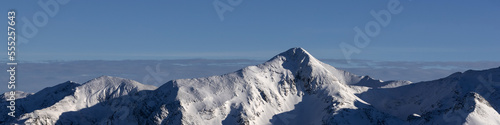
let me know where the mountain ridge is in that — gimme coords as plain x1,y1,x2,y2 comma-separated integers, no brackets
1,47,499,125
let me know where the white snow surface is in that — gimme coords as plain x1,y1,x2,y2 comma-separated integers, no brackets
1,47,499,125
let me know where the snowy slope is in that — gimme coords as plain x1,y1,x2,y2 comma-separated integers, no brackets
137,47,390,125
3,47,499,125
359,66,500,124
0,81,79,124
14,76,157,124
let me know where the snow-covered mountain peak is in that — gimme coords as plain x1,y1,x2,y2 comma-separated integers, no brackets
84,75,131,85
82,75,156,92
275,47,314,60
266,47,321,67
263,47,334,78
260,48,384,88
75,75,158,104
16,76,157,124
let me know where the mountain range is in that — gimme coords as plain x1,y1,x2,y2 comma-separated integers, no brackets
2,48,499,125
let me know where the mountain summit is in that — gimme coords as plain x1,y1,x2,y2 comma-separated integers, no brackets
270,47,318,64
2,48,499,125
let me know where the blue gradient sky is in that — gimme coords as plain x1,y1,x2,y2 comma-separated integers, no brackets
1,0,499,62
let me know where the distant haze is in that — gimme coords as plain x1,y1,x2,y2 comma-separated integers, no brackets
2,59,498,93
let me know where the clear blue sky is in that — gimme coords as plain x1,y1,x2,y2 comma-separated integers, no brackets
1,0,499,62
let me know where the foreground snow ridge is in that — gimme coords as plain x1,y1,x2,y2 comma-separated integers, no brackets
1,47,499,125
